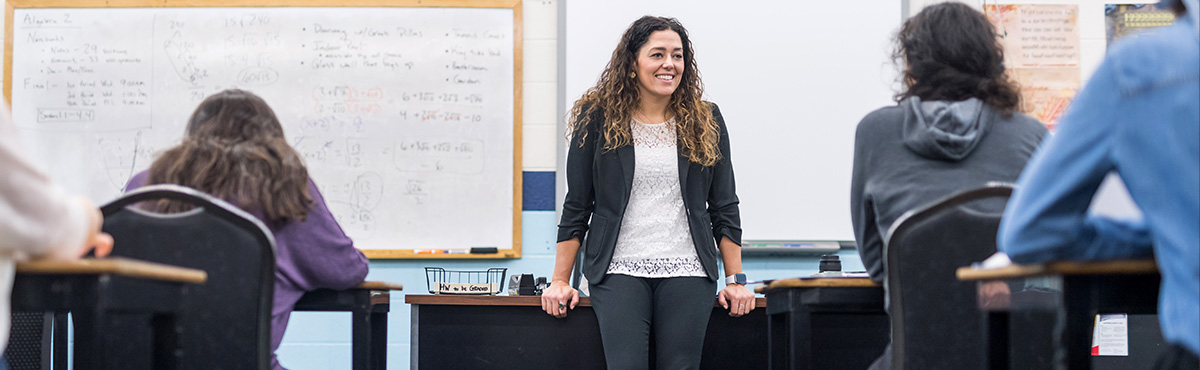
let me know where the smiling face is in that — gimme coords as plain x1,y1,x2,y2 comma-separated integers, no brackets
633,30,684,103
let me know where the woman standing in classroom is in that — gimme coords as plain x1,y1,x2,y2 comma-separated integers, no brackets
849,3,1049,369
125,89,368,370
540,15,753,369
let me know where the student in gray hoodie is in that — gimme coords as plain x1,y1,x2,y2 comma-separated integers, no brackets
849,3,1049,369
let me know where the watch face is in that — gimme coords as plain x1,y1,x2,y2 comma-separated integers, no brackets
728,273,746,285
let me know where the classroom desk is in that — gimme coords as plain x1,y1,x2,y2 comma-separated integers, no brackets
294,281,404,370
957,259,1160,370
12,257,206,370
757,277,889,370
405,294,767,369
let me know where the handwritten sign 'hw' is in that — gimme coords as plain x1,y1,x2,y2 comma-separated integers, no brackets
434,282,496,294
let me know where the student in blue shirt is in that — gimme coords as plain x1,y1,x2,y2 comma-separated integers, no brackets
998,0,1199,368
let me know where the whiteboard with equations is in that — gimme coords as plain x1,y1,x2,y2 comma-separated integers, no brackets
6,1,523,259
565,1,902,241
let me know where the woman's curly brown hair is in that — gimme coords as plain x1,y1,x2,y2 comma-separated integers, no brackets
147,89,312,225
566,16,720,166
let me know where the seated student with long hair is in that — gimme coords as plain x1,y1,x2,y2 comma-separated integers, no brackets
125,89,368,370
849,3,1049,369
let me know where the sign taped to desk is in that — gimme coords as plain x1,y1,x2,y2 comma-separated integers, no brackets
434,282,496,294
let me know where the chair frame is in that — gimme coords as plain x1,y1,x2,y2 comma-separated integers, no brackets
99,184,277,369
883,183,1015,370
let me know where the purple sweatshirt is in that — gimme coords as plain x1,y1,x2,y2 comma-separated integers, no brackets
126,171,369,370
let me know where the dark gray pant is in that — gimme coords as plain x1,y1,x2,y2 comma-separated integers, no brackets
1153,344,1199,370
588,274,717,370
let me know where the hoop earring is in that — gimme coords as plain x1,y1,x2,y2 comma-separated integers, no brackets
629,71,636,79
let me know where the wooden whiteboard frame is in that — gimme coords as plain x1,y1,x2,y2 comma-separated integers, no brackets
4,0,524,260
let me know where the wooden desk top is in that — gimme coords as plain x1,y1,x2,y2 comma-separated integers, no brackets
756,277,881,293
353,281,404,291
15,257,207,284
406,294,767,308
956,259,1158,281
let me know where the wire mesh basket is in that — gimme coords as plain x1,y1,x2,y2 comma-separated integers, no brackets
425,267,507,295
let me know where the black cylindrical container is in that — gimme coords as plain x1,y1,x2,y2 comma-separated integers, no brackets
819,254,842,272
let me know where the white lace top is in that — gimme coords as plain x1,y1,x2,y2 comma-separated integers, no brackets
607,118,706,278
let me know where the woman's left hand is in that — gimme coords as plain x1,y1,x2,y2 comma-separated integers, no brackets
717,284,755,317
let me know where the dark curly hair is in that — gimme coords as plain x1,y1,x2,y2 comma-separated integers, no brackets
567,16,720,166
147,89,312,224
894,3,1021,113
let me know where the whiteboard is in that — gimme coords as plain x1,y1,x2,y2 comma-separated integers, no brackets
7,3,521,258
565,1,902,240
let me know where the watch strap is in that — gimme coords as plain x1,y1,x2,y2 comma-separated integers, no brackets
725,273,746,285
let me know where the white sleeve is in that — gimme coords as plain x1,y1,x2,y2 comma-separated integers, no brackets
0,105,88,260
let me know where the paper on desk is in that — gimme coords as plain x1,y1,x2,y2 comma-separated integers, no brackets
807,272,871,278
1091,314,1129,356
972,252,1013,269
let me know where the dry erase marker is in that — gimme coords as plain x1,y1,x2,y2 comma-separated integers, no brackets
414,249,438,254
442,249,469,254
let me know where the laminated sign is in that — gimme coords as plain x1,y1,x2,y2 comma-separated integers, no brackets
1091,313,1129,356
434,282,496,294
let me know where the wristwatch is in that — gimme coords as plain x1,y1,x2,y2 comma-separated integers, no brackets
725,273,747,285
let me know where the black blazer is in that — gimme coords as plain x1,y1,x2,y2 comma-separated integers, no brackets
557,103,742,284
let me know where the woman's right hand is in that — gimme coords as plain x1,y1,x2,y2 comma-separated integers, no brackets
540,281,579,318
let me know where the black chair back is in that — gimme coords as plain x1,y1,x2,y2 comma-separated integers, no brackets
3,312,52,370
101,185,276,370
884,184,1013,370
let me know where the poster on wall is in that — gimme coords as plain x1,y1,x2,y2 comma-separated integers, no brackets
1105,4,1176,44
1010,68,1079,130
985,4,1081,130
